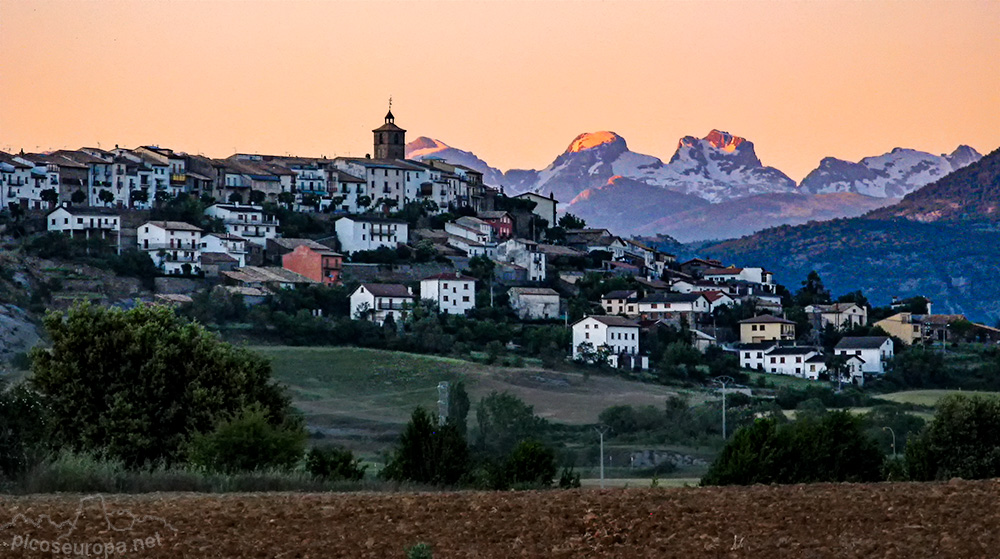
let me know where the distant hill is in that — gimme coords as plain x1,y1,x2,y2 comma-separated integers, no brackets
701,148,1000,321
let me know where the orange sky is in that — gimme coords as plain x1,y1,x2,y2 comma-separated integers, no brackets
1,0,998,181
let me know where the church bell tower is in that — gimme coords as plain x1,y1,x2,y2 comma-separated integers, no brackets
373,100,406,160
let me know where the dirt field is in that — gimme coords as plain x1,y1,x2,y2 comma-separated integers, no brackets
2,481,999,558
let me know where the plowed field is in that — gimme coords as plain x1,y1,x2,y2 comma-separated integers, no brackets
2,481,999,558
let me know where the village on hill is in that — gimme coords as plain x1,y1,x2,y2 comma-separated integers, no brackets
4,108,999,388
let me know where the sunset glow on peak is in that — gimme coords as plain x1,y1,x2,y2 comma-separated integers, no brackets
567,132,624,153
704,130,746,153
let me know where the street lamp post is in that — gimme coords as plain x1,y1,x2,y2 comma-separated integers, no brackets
883,426,897,458
711,376,734,440
594,425,609,489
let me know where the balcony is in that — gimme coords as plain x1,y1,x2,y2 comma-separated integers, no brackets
376,302,409,311
161,251,199,263
170,173,187,185
142,242,201,251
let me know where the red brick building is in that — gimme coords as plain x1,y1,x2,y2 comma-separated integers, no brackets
282,244,343,285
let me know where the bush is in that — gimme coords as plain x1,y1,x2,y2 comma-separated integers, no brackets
558,466,581,489
504,440,556,488
702,411,884,486
905,394,1000,480
305,446,367,481
187,404,306,473
405,543,433,559
381,408,470,486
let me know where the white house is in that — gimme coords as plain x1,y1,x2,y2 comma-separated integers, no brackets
514,192,558,228
601,290,639,317
760,345,824,378
496,238,546,282
200,233,249,267
46,206,121,253
806,302,868,330
637,293,710,320
420,272,476,315
350,283,414,324
571,315,642,368
445,216,496,258
335,216,408,255
204,204,279,247
702,290,736,311
703,266,774,286
508,287,560,320
137,220,203,275
835,336,894,375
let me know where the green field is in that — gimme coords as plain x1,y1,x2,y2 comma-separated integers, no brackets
879,389,1000,407
255,346,686,434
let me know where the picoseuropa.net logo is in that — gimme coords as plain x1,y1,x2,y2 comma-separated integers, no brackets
0,494,178,557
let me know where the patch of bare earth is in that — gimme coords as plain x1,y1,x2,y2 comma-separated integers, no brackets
1,481,998,558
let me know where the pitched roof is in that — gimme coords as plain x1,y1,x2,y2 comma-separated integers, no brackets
739,315,795,325
143,220,203,232
200,252,238,264
766,346,819,356
422,272,477,282
835,336,891,350
507,287,559,297
602,290,638,300
477,211,512,220
575,315,639,328
48,205,120,217
358,283,412,298
338,215,407,225
640,293,705,304
703,267,744,276
269,238,330,251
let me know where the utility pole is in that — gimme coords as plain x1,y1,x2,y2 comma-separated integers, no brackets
711,376,734,440
594,425,609,488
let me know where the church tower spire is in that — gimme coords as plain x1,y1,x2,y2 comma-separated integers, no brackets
373,98,406,159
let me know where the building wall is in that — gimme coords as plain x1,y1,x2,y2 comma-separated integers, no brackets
421,278,475,314
739,322,795,344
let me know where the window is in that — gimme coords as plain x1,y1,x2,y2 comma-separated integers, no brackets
770,357,776,364
443,295,449,302
780,357,785,364
585,333,590,339
462,296,469,302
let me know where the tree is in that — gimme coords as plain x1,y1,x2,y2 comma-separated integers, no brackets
29,303,294,467
228,192,244,204
702,411,884,486
187,404,305,473
40,188,59,207
503,440,556,488
305,445,367,481
276,191,295,209
301,193,320,209
906,394,1000,481
474,391,546,460
154,190,171,206
248,189,266,204
130,189,149,206
70,189,86,205
447,381,471,437
96,189,114,206
794,271,831,307
357,195,372,210
558,213,586,230
381,407,470,486
464,255,495,282
0,380,48,479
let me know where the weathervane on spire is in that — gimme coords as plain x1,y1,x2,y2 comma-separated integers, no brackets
388,95,392,111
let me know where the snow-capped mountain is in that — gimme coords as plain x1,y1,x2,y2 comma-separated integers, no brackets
405,137,505,186
800,146,982,198
510,129,796,204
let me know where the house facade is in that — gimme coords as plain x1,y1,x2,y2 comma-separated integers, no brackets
282,244,343,285
738,315,796,344
601,290,639,316
571,315,642,368
835,336,894,375
47,206,121,253
806,302,868,330
420,273,476,315
507,287,560,320
335,216,408,254
204,204,279,247
138,221,203,275
350,283,414,324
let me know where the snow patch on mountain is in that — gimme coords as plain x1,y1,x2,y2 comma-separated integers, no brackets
405,136,505,187
800,145,982,198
